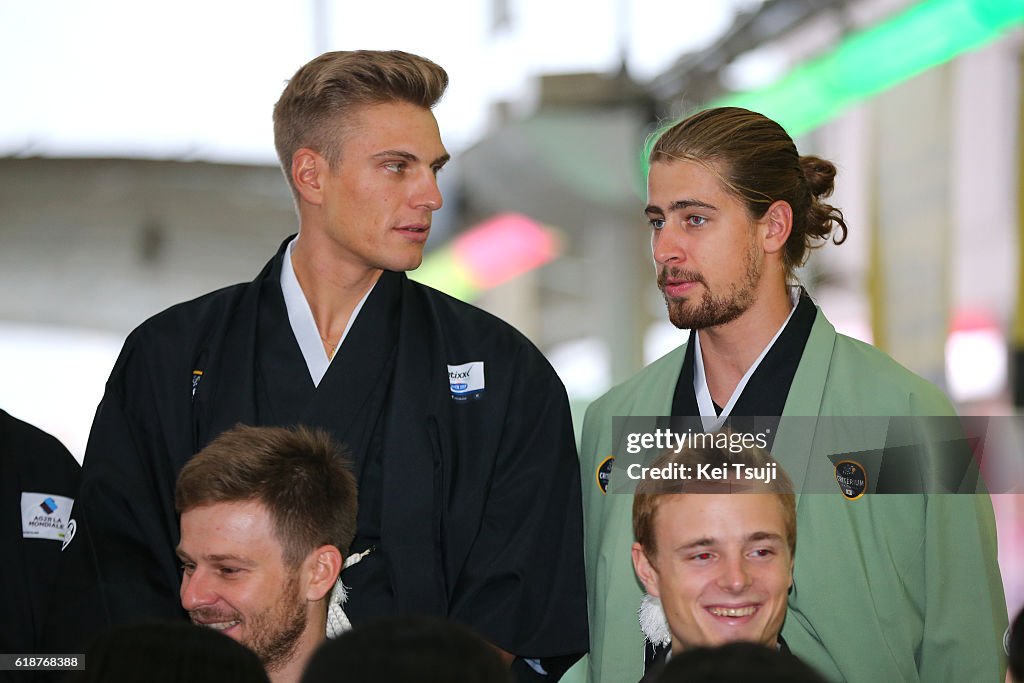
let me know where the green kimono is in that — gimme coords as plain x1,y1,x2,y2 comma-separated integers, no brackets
579,309,1007,682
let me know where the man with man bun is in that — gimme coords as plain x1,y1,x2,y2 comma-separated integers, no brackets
580,107,1005,682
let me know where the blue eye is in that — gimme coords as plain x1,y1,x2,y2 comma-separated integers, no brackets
384,162,406,173
649,218,666,230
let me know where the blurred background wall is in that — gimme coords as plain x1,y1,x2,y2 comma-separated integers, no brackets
2,0,1023,627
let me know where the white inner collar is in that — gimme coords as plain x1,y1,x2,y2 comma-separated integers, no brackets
279,237,375,387
693,287,801,431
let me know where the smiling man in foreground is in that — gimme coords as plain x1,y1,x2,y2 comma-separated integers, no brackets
175,425,356,683
630,443,797,681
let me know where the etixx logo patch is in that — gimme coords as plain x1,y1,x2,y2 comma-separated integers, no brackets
447,362,485,401
834,460,867,501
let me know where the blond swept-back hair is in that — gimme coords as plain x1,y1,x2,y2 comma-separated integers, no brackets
175,424,357,569
632,441,796,560
273,49,448,196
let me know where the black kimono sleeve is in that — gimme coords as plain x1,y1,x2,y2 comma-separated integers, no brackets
43,335,188,653
446,342,589,677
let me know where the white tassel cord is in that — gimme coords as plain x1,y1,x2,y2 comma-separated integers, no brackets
638,593,672,648
325,546,374,639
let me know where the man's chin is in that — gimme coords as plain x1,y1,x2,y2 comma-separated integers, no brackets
666,299,749,330
383,252,424,273
666,301,704,330
705,628,776,650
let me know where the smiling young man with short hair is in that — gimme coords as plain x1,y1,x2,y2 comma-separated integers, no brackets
630,444,796,681
175,424,356,683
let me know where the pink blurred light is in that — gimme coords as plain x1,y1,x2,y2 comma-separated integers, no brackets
453,213,561,288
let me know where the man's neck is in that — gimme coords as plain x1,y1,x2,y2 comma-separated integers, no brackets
267,655,309,683
696,283,794,407
266,613,327,683
291,230,382,348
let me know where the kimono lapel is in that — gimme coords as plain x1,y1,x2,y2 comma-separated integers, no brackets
255,255,316,426
773,310,839,492
780,310,836,417
300,270,401,447
192,257,272,452
378,274,447,614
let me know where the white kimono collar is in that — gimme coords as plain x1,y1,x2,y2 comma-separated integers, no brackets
279,237,375,387
693,287,801,431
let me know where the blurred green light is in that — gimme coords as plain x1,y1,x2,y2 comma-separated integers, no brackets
643,0,1024,175
717,0,1023,137
410,248,478,301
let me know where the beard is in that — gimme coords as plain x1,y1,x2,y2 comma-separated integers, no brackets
189,573,308,673
658,239,761,330
245,575,308,672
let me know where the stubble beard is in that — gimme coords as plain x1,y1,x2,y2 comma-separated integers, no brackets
243,574,309,674
659,238,762,330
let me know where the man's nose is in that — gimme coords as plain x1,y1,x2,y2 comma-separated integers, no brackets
412,172,443,212
717,556,753,593
180,569,215,611
652,226,686,266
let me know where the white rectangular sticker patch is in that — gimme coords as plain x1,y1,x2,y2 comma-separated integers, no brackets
447,361,485,401
21,492,74,542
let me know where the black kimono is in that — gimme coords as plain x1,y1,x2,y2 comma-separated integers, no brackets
1,410,80,683
46,240,588,675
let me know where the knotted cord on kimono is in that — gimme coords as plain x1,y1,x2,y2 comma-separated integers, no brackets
326,546,374,639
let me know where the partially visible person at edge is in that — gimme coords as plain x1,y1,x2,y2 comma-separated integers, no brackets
0,409,80,683
45,50,587,682
1009,605,1024,683
631,444,799,682
578,106,1006,682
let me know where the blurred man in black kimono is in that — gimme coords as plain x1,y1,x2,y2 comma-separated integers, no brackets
46,50,587,681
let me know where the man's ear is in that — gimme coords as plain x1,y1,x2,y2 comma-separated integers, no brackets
632,542,661,598
292,148,327,206
760,200,793,255
303,545,343,602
